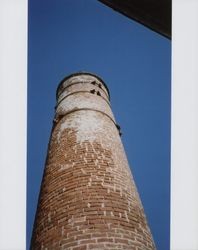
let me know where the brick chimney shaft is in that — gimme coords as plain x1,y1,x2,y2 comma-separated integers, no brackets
31,72,155,249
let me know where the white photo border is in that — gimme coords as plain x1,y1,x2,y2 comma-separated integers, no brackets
0,0,198,249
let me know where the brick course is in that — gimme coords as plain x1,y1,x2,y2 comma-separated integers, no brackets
31,73,155,250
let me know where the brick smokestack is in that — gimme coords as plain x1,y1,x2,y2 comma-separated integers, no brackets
31,72,155,249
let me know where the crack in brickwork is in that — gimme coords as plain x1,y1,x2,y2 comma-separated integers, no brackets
31,73,155,250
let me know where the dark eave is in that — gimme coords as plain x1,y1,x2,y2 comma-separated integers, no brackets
98,0,171,39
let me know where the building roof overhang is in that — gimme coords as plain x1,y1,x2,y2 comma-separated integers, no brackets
98,0,171,39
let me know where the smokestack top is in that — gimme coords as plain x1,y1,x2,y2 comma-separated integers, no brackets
56,72,110,100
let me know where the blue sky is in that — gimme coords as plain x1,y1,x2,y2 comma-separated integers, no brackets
27,0,171,249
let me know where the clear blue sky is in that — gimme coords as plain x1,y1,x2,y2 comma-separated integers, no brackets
27,0,171,249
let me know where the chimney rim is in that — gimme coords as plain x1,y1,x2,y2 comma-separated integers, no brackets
56,72,110,100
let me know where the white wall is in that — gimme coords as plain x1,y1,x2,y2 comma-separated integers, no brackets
171,0,198,249
0,0,27,249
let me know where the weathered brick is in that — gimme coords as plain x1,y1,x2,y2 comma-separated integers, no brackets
31,73,155,250
72,245,87,250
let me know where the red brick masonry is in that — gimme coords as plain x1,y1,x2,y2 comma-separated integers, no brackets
31,73,155,250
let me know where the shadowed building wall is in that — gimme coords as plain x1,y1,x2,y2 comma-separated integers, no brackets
31,72,155,250
98,0,171,39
